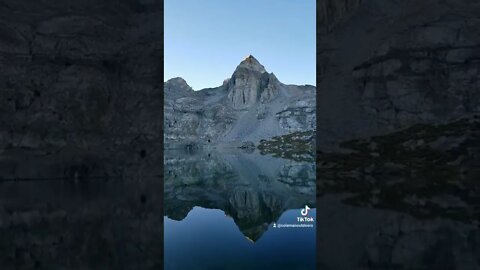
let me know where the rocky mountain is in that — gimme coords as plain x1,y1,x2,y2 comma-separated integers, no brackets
0,0,163,181
316,1,480,269
164,55,316,150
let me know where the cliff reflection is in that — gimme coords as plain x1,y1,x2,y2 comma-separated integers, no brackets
164,150,316,241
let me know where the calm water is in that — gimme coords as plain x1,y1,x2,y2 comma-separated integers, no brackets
2,149,475,269
164,150,316,270
0,175,163,269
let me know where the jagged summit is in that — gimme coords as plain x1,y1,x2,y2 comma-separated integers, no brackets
235,55,266,73
225,55,282,109
244,54,258,62
166,77,188,84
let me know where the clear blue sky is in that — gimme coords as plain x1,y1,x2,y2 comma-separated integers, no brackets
164,0,316,90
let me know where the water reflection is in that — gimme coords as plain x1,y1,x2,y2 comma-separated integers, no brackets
164,150,316,270
316,194,480,270
0,176,163,269
317,157,480,268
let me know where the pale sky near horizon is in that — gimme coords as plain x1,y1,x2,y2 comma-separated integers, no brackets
164,0,316,90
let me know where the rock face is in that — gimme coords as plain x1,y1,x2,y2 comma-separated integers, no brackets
352,15,480,129
0,0,163,162
227,55,279,109
164,77,193,98
317,1,480,268
316,0,480,147
318,0,363,33
0,2,164,267
164,55,316,149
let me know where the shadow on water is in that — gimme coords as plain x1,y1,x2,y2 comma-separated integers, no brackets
315,118,480,269
316,192,480,270
0,173,163,269
164,149,316,270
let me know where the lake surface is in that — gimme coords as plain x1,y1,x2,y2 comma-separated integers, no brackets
0,175,164,269
164,150,316,270
2,148,476,269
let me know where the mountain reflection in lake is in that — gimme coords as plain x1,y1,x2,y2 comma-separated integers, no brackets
164,150,316,270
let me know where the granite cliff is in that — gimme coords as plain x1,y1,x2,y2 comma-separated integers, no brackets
0,1,163,268
316,1,480,269
316,0,480,148
164,55,316,150
0,0,163,181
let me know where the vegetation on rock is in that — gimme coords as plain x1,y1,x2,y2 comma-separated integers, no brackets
258,131,315,162
318,117,480,222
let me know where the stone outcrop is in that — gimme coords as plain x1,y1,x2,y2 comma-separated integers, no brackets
164,77,193,98
277,97,316,131
227,55,280,109
164,55,316,149
258,131,315,162
318,117,480,220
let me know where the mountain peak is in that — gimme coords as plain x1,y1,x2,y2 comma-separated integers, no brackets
244,54,257,61
226,56,283,109
165,77,193,93
166,77,187,84
236,55,266,73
